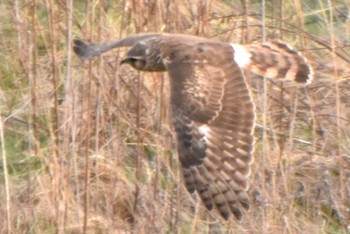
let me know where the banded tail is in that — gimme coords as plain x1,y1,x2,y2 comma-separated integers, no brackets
231,41,313,84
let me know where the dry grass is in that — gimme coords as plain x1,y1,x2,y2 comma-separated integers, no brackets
0,0,350,233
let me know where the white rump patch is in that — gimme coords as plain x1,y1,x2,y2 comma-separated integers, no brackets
231,44,251,68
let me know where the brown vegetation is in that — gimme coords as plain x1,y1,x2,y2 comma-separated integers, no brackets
0,0,349,233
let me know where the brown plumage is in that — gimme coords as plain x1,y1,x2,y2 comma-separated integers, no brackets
73,33,313,220
243,41,313,83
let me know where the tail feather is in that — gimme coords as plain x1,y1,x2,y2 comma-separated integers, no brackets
231,41,313,84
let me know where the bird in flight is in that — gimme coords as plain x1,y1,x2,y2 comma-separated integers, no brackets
73,33,313,220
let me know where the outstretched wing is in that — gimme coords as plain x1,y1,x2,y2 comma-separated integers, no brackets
162,38,255,220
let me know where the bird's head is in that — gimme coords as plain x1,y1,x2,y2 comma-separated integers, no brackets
121,40,166,72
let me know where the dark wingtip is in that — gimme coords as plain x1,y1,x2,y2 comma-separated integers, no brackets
72,34,164,60
73,39,88,59
73,39,99,60
73,39,85,47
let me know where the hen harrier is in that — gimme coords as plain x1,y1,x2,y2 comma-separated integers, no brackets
73,34,313,220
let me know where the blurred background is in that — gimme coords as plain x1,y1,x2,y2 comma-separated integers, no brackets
0,0,349,233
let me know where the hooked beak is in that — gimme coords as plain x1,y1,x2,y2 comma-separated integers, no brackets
120,57,129,65
120,56,142,65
